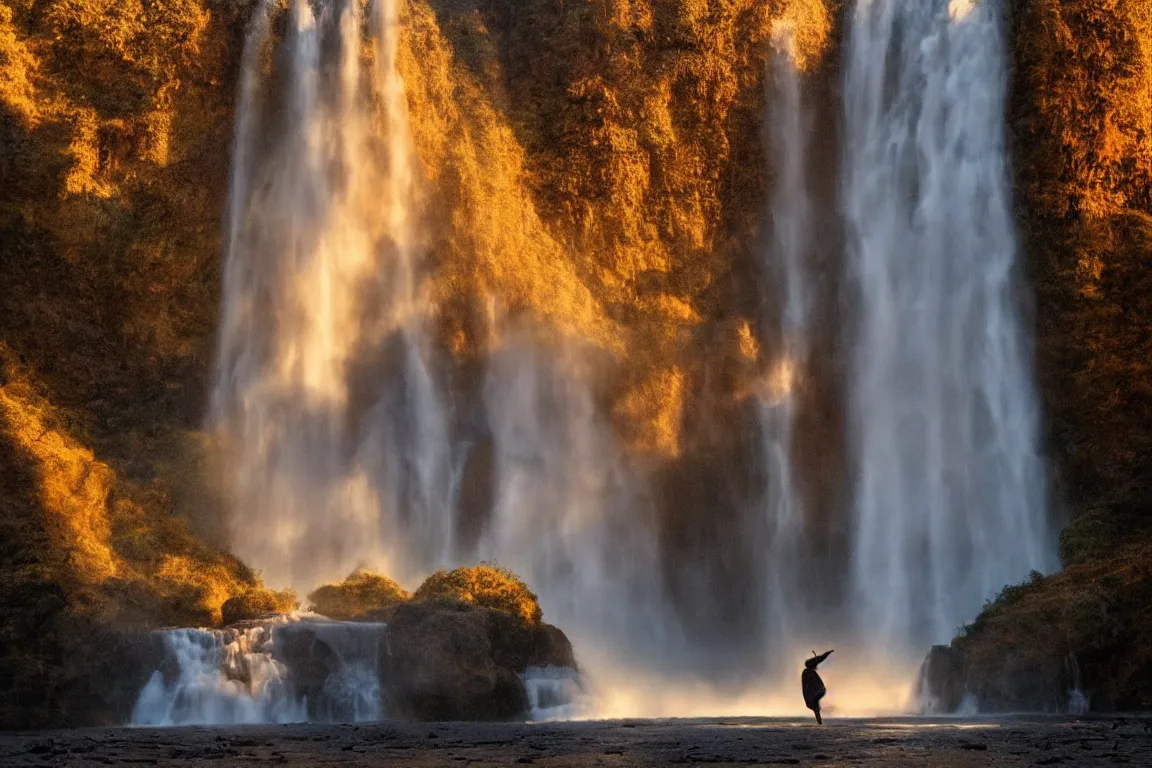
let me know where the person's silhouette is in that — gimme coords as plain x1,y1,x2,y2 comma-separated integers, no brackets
802,650,833,724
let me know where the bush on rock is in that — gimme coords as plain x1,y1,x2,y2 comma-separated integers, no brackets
307,569,410,620
220,587,299,626
414,563,542,625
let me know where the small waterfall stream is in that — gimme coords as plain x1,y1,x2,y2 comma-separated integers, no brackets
131,618,387,726
757,18,815,671
1066,654,1090,715
132,624,303,726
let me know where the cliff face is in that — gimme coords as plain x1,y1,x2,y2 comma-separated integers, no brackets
0,0,264,727
0,0,247,525
399,0,837,457
0,0,1150,725
1013,0,1152,517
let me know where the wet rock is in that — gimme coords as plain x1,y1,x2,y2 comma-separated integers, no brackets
915,645,965,714
385,601,529,721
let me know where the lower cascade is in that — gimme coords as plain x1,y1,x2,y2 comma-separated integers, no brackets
132,624,304,726
520,667,589,722
131,618,387,726
130,616,584,726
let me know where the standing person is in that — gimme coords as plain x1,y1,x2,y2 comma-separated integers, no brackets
802,650,834,724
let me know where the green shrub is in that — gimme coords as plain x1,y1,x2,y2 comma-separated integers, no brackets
414,563,542,625
307,569,410,620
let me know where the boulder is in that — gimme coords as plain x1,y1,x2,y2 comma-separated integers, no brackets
221,588,298,626
915,645,965,714
384,601,529,721
273,621,390,722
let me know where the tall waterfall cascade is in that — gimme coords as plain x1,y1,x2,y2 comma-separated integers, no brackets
211,0,452,589
200,0,1055,721
842,0,1052,655
756,19,814,671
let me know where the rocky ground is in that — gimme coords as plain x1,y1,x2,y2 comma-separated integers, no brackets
2,716,1151,766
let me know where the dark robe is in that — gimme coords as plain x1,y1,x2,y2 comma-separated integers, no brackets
801,650,833,724
801,668,826,724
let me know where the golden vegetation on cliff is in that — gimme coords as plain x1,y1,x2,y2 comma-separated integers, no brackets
0,347,263,627
1012,0,1152,506
401,0,615,356
0,0,244,476
401,0,836,456
1013,0,1150,221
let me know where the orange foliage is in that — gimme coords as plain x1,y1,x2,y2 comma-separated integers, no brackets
399,0,837,456
415,563,543,626
1012,0,1152,504
0,347,261,626
307,568,411,620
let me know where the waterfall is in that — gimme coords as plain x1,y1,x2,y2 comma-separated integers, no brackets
842,0,1052,657
1066,654,1090,714
199,0,1059,719
479,334,675,678
210,0,452,588
757,20,813,670
520,666,589,721
132,624,304,726
131,619,388,726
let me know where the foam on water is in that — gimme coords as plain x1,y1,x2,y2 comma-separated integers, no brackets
131,618,388,726
131,624,304,726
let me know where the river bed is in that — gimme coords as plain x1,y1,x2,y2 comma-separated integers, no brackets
3,716,1150,766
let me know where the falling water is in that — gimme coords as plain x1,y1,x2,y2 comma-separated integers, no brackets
478,334,675,678
520,667,590,721
132,624,304,726
1066,654,1090,714
842,0,1052,657
211,0,452,588
201,0,1060,720
210,0,660,700
757,21,813,669
131,619,388,726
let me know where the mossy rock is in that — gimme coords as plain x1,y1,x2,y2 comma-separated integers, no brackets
935,537,1152,713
